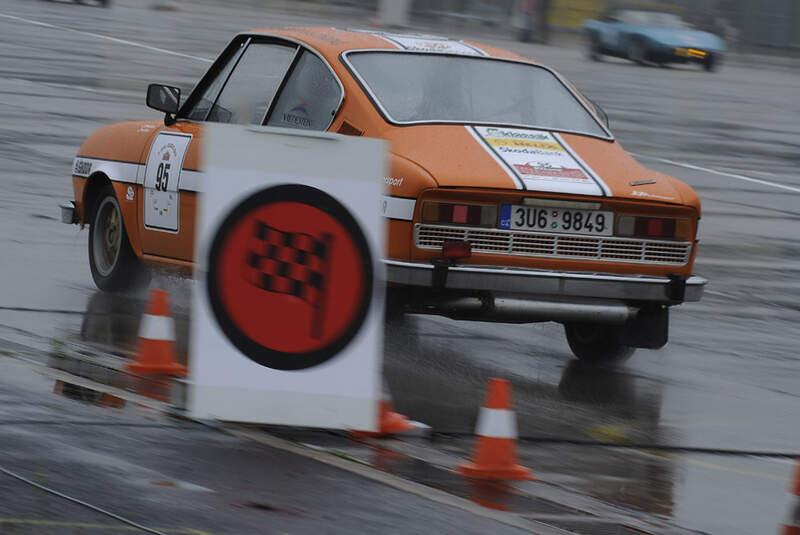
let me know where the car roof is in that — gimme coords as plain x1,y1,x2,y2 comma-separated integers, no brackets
243,26,533,64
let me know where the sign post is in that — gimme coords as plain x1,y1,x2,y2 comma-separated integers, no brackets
187,124,387,430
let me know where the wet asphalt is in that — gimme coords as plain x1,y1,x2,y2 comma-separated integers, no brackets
0,0,799,534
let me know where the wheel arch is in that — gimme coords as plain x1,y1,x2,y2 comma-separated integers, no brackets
83,173,143,258
83,171,112,224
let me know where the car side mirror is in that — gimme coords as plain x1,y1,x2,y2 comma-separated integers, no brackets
146,84,181,123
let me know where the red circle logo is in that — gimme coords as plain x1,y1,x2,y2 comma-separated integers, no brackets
206,185,373,370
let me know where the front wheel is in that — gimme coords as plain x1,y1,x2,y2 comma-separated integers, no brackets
627,39,647,65
88,184,147,291
586,35,602,61
564,322,635,365
703,53,720,72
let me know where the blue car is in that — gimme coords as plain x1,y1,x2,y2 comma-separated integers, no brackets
584,8,726,71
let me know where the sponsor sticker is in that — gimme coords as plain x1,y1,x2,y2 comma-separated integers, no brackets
282,104,312,128
476,127,591,183
471,126,609,196
353,29,486,56
72,158,93,177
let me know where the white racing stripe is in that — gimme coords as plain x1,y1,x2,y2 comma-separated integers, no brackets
138,313,175,341
73,158,139,184
0,12,213,63
380,195,415,221
73,157,204,192
475,407,518,439
553,132,610,196
631,152,800,195
466,126,524,190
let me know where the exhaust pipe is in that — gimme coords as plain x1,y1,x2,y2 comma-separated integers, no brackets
422,296,636,325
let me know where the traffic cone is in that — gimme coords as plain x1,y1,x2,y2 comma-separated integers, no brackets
457,378,533,480
351,380,429,438
783,462,800,535
125,289,186,377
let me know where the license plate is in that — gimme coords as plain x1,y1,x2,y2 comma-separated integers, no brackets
499,204,613,236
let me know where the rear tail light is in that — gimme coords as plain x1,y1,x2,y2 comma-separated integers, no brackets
616,215,691,240
421,202,496,227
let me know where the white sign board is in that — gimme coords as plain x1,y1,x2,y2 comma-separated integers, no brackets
187,124,387,430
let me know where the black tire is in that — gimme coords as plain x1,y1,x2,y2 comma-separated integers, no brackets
703,53,719,72
586,34,602,61
564,322,635,365
88,184,147,291
627,39,646,65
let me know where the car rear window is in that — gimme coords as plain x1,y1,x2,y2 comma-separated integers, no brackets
346,52,608,138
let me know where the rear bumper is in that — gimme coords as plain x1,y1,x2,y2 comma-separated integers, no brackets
60,201,77,224
383,259,705,304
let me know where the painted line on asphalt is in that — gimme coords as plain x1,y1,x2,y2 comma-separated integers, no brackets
229,428,549,534
703,289,737,299
678,456,790,482
0,12,213,63
0,519,211,534
631,152,800,194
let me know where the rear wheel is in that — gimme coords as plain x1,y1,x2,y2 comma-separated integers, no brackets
564,322,635,365
627,39,646,65
88,184,147,291
586,35,602,61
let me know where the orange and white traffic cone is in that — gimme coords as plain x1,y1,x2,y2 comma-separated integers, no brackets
351,380,429,438
457,378,533,480
125,289,186,377
783,462,800,534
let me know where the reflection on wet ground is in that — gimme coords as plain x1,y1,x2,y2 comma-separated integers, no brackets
384,315,664,443
70,287,683,525
78,286,190,364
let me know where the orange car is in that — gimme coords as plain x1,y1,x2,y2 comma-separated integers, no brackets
61,27,705,363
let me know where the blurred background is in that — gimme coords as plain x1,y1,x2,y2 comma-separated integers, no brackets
313,0,800,52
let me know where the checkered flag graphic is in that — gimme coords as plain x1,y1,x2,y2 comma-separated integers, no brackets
242,220,334,340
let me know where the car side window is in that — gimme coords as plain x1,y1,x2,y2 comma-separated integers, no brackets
183,41,245,122
207,42,297,125
266,50,341,131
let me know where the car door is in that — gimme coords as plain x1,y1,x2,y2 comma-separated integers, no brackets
137,36,299,261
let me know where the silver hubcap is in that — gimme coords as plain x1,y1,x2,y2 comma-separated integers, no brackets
93,197,122,277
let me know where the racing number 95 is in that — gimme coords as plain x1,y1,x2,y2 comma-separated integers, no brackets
155,162,170,191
